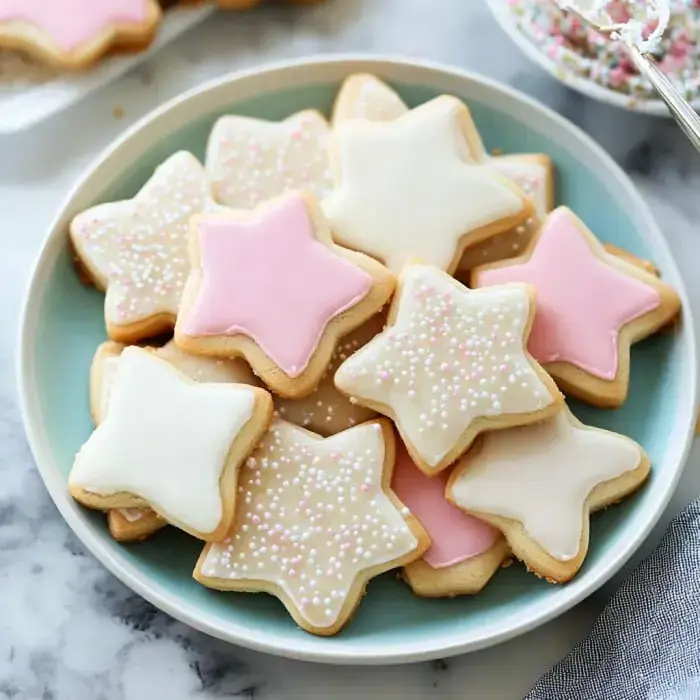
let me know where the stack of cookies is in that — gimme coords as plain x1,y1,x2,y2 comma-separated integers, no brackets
68,74,681,636
0,0,326,70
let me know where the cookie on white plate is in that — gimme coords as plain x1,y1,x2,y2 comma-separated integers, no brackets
175,191,395,399
70,152,215,344
471,207,681,407
323,95,534,275
447,406,650,583
194,418,429,636
206,109,333,208
89,340,260,542
335,264,563,475
71,346,272,542
330,73,553,272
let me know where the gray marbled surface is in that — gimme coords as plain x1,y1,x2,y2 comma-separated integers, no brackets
2,1,700,698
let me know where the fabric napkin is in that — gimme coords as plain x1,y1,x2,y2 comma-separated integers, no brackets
526,500,700,700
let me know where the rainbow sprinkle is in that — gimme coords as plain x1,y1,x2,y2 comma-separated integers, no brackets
508,0,700,102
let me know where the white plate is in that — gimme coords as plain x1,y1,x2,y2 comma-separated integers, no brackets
17,56,697,663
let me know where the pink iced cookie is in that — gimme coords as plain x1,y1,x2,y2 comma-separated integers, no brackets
175,191,395,399
0,0,161,68
472,207,681,407
392,439,508,597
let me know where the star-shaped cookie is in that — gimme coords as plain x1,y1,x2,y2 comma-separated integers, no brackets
175,191,395,398
70,151,213,344
334,264,563,475
0,0,161,68
70,346,272,541
322,95,533,274
472,207,681,407
330,74,554,271
447,407,650,582
194,418,429,636
392,439,508,597
206,110,333,208
90,340,260,542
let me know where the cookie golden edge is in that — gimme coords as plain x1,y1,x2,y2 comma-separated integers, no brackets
401,536,509,598
470,206,681,408
334,269,565,476
193,419,431,636
174,190,396,400
0,1,162,70
445,419,651,583
72,351,275,542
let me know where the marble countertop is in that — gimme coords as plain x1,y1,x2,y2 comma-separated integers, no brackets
2,1,700,697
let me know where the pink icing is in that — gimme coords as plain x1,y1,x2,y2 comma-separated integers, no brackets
0,0,150,52
476,209,661,380
391,440,497,569
183,194,373,378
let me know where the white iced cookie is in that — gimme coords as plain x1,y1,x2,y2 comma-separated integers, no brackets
70,151,213,344
447,407,650,583
89,340,260,543
323,96,533,275
70,346,272,542
330,74,554,271
194,418,429,636
91,340,259,426
205,110,334,208
334,265,563,475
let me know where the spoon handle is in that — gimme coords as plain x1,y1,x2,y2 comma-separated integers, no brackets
627,44,700,152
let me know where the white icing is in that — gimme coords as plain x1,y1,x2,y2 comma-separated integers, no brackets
70,152,212,327
200,419,418,629
334,265,555,467
97,342,257,425
71,347,258,535
206,110,334,208
322,97,525,274
449,410,643,560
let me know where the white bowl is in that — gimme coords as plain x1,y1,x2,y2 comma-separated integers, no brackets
484,0,691,116
17,55,697,664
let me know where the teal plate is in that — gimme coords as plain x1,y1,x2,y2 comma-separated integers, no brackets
18,57,697,664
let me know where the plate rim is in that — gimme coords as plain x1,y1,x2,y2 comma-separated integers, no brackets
17,54,698,665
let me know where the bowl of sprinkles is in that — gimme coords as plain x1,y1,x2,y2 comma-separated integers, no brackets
486,0,700,115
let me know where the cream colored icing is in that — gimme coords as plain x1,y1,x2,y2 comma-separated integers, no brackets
449,409,643,560
206,110,333,208
72,347,258,535
335,265,554,467
322,97,525,274
70,152,212,327
199,419,418,629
